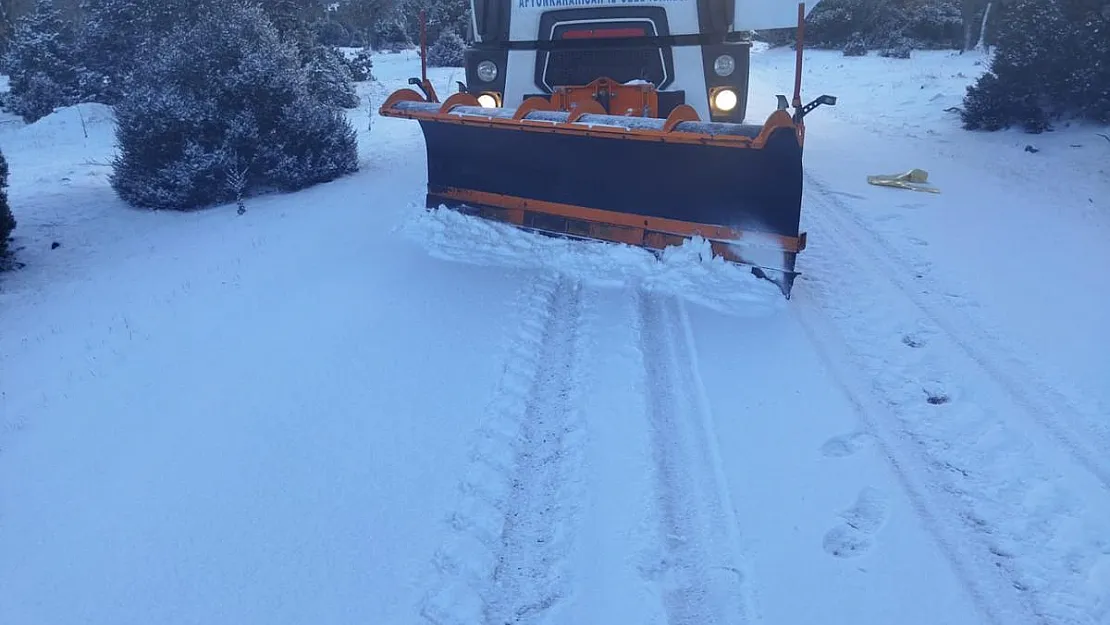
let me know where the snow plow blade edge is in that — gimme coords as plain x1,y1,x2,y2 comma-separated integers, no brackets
380,89,808,298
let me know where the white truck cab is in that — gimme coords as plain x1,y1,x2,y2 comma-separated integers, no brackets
460,0,812,122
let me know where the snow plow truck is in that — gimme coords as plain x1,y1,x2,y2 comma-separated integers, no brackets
379,0,835,298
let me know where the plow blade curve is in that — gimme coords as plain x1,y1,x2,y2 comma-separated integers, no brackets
381,89,809,298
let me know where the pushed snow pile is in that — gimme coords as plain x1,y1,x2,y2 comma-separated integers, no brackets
11,103,116,147
22,103,114,132
400,205,786,317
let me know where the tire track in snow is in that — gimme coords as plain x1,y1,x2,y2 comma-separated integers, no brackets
796,175,1110,625
806,172,1110,489
417,273,588,625
635,290,754,625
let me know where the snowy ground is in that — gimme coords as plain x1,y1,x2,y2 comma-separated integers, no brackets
2,45,1109,625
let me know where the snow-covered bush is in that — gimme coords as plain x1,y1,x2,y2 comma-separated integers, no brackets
402,0,472,46
373,17,411,52
960,0,1104,132
427,30,465,67
77,0,218,105
2,0,80,122
807,0,864,47
110,1,358,210
879,35,913,58
0,149,14,262
803,0,965,50
843,33,868,56
306,45,360,108
344,47,375,82
1069,5,1110,123
902,0,962,46
315,19,352,47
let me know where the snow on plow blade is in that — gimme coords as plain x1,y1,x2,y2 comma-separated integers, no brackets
380,89,809,298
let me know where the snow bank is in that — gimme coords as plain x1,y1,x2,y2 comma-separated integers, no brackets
399,204,787,317
20,102,114,132
3,102,116,150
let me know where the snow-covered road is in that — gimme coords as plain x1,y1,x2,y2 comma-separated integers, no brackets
2,47,1109,625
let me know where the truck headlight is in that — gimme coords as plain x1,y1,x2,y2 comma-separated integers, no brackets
477,60,498,82
713,54,735,77
477,93,499,108
712,88,738,112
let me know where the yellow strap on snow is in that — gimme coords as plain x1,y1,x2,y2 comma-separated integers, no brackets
867,168,940,193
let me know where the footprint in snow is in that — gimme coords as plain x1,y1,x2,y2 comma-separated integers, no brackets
820,432,871,458
902,333,926,348
823,487,890,559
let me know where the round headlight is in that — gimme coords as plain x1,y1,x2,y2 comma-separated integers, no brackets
713,88,738,112
476,60,498,83
713,54,735,77
477,93,498,108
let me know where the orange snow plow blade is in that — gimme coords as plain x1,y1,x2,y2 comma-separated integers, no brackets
380,85,837,298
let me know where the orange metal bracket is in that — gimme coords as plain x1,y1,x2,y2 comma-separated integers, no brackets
663,104,700,132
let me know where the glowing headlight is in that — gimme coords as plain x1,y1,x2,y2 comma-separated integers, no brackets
477,93,499,108
713,54,735,77
476,60,498,82
713,88,738,112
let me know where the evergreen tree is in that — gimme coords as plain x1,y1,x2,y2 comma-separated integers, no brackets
795,0,965,50
258,0,358,107
960,0,1079,131
332,0,393,47
77,0,217,103
261,0,326,57
1068,1,1110,122
110,1,357,211
315,18,351,46
344,46,375,81
372,14,410,51
0,147,13,262
401,0,470,45
75,0,141,102
305,44,360,107
427,29,464,67
2,0,79,122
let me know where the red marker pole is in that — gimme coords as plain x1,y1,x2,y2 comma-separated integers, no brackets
420,9,428,85
793,2,805,110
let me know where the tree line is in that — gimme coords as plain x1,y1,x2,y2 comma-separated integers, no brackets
760,0,1109,130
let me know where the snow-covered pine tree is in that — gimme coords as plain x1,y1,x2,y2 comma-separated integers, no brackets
427,29,465,67
331,0,392,47
75,0,140,102
261,0,329,58
401,0,470,46
77,0,218,104
344,46,375,81
259,0,359,110
305,44,361,107
2,0,80,122
1068,0,1110,123
263,0,306,36
801,0,964,50
961,0,1073,131
0,147,13,263
110,1,358,211
372,15,410,52
315,18,352,46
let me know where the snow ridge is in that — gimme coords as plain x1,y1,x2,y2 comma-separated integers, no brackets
635,291,755,625
798,176,1110,625
417,273,588,625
